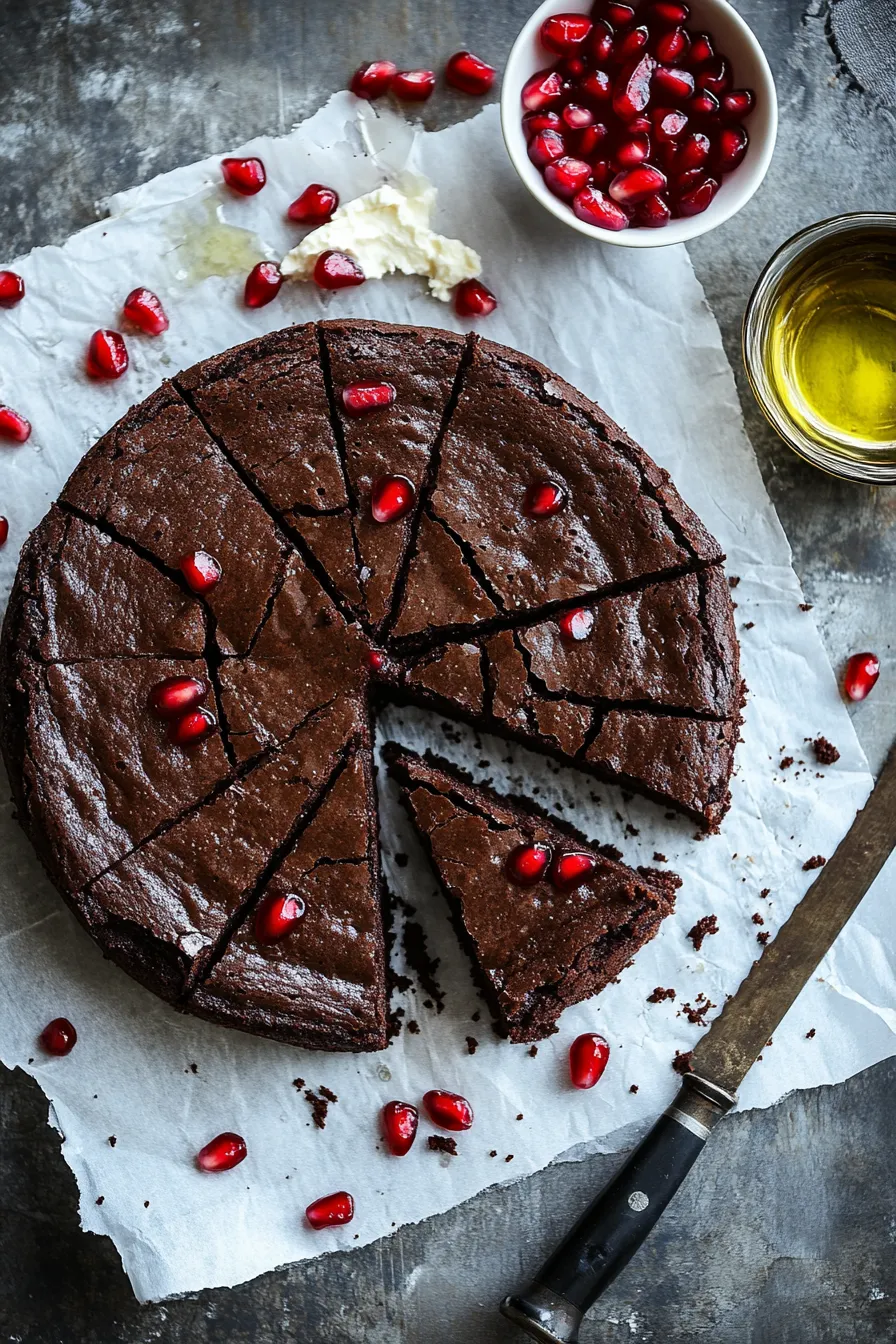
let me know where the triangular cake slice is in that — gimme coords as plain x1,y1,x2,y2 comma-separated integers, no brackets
385,744,679,1043
188,751,386,1051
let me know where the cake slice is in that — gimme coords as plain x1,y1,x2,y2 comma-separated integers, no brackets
385,744,679,1042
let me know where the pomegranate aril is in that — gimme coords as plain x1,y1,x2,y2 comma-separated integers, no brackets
551,851,598,890
545,156,593,200
616,24,649,61
651,108,688,142
244,261,283,309
0,270,25,307
677,131,710,170
506,841,552,886
674,166,707,195
220,157,266,195
521,68,565,112
844,652,880,702
169,707,217,747
86,329,128,379
523,109,563,141
721,88,755,118
528,128,566,168
646,1,690,23
367,647,386,672
180,550,222,594
306,1191,354,1229
677,175,719,216
122,287,169,335
636,192,671,227
423,1089,474,1131
603,3,635,25
580,69,612,104
653,26,689,63
569,1033,610,1089
523,478,567,517
392,69,436,101
712,124,748,174
609,163,666,204
558,606,595,641
560,56,586,79
196,1132,247,1172
350,60,397,100
445,50,496,95
587,19,615,64
0,517,8,547
612,133,651,170
313,250,366,289
288,184,339,224
541,13,593,53
572,186,629,231
371,474,415,524
574,123,610,158
590,158,614,190
696,57,731,95
40,1017,77,1056
612,54,656,122
688,31,714,64
254,890,306,945
454,278,497,317
688,88,720,118
653,64,695,101
342,381,397,416
0,404,31,443
381,1100,419,1156
148,676,207,720
562,103,596,131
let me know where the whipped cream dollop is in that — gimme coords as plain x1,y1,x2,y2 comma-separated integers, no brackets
280,177,480,301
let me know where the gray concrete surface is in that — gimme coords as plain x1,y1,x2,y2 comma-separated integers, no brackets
1,0,895,1339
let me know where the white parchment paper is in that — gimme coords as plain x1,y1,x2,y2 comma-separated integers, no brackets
0,95,892,1301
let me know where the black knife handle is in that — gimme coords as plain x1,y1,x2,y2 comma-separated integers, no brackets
500,1074,736,1344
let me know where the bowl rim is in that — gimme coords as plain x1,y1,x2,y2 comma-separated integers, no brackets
499,0,779,248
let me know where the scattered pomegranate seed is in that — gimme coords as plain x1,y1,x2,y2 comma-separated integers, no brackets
423,1089,474,1131
677,175,719,216
721,88,756,118
541,13,593,54
572,186,629,231
445,51,496,95
545,155,592,200
196,1132,247,1172
122,287,169,335
712,124,749,174
528,128,566,168
558,607,594,642
367,648,386,672
244,261,283,309
40,1017,77,1056
86,329,128,380
0,517,8,547
148,676,207,720
288,184,339,225
306,1191,355,1229
551,852,598,890
569,1032,610,1089
341,382,397,416
313,250,366,289
254,890,306,944
523,109,563,141
523,479,567,518
506,842,552,886
521,68,565,112
180,550,222,594
610,164,667,204
392,69,436,101
350,60,397,100
616,25,649,61
588,20,615,64
0,270,25,307
612,54,656,122
689,31,715,64
220,157,266,195
371,474,415,524
612,133,651,170
0,404,31,443
454,278,497,317
381,1101,419,1156
168,707,217,747
844,652,880,702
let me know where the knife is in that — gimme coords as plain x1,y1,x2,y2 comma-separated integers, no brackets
500,739,896,1343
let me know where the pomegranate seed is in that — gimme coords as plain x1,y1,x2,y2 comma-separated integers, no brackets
392,69,436,101
86,329,128,379
350,60,397,100
581,69,612,103
244,261,283,309
688,32,715,65
341,381,397,416
560,56,586,79
445,50,496,95
254,890,306,944
721,88,755,118
616,25,649,61
196,1132,247,1172
40,1017,77,1056
588,19,615,64
523,479,567,518
180,550,222,594
612,133,651,170
651,108,688,142
844,652,880,702
148,676,207,720
609,163,666,204
423,1089,474,1131
521,68,565,112
523,110,563,142
528,128,566,168
628,115,652,134
696,57,731,95
122,287,169,335
306,1191,354,1229
590,158,614,190
713,124,749,174
654,26,689,63
674,166,707,195
558,606,595,641
636,193,671,227
0,404,31,443
313,250,366,289
0,517,8,547
371,474,415,524
454,278,498,317
603,3,635,25
573,123,610,157
612,55,656,122
653,64,695,101
562,103,596,131
677,175,718,216
541,13,593,54
169,707,217,747
381,1101,419,1156
646,1,689,23
569,1033,610,1089
288,184,339,224
367,648,386,672
572,186,629,231
0,270,25,307
551,852,598,890
506,842,552,885
220,157,266,196
677,131,711,170
688,88,720,118
545,156,593,200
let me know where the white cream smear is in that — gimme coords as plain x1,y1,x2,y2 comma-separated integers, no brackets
280,176,480,301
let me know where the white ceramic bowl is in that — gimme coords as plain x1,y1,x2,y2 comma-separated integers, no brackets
500,0,778,247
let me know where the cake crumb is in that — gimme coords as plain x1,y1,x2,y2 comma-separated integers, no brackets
812,736,840,766
752,913,765,926
743,621,755,630
728,575,740,588
489,1149,497,1158
319,1085,338,1105
757,931,771,945
652,851,667,863
465,1035,478,1055
407,1019,420,1034
304,1089,330,1130
688,914,718,952
779,756,794,770
108,1136,117,1147
403,921,445,1012
647,986,676,1004
625,822,639,837
806,1028,816,1038
428,1136,457,1156
760,888,770,899
672,1050,694,1075
144,1201,150,1209
629,1084,639,1094
95,1196,104,1205
799,602,813,611
394,852,408,868
527,1045,538,1058
471,1010,481,1022
505,1154,514,1163
680,994,715,1027
803,855,827,871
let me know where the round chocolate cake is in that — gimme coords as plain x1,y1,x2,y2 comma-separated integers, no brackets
0,320,741,1052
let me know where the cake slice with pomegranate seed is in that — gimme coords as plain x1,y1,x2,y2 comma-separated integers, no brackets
385,744,679,1043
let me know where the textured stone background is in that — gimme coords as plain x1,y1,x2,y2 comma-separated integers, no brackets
1,0,895,1339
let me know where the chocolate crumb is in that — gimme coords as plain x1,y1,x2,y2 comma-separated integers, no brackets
744,621,755,630
647,986,676,1004
728,575,740,588
757,931,771,945
672,1050,694,1075
319,1085,338,1104
471,1010,481,1022
516,1113,524,1121
465,1035,479,1055
108,1136,117,1147
394,852,408,868
144,1201,150,1209
625,822,640,837
527,1045,538,1058
760,888,770,898
95,1196,104,1205
629,1084,639,1094
799,602,813,611
428,1136,457,1156
680,993,715,1027
688,914,718,952
779,756,794,770
489,1149,497,1158
752,913,765,926
403,921,445,1012
600,842,623,862
652,851,667,863
422,998,434,1011
806,1028,816,1038
505,1154,514,1163
803,855,827,871
407,1019,420,1034
812,736,840,766
304,1089,330,1130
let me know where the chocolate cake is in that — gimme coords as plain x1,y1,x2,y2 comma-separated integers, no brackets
0,320,741,1051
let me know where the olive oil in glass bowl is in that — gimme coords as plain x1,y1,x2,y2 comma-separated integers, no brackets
743,214,896,482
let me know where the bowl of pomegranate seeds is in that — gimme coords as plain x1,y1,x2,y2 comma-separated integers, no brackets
501,0,776,245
